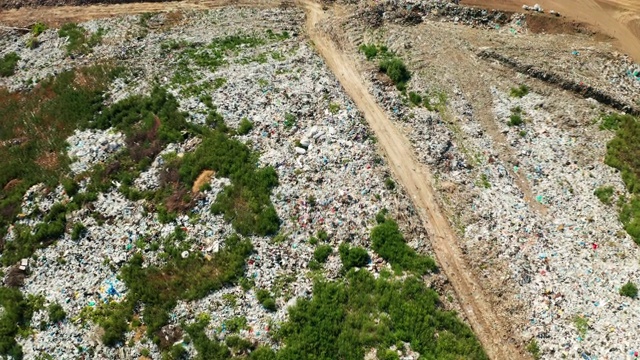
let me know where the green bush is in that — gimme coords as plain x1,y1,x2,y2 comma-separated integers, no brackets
338,243,369,270
526,339,541,360
408,91,422,106
313,245,332,263
379,58,411,91
71,222,87,241
58,23,103,56
594,186,614,205
371,218,437,274
0,52,20,77
509,84,529,98
237,117,254,135
0,287,39,359
620,281,638,298
48,303,66,323
224,316,247,333
256,289,277,311
600,113,634,131
359,44,379,60
31,23,48,36
384,177,396,190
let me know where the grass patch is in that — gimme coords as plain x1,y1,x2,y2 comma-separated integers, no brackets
358,43,391,61
58,23,104,56
594,186,614,205
573,315,588,338
600,113,634,131
526,339,541,360
275,269,487,359
0,65,120,253
371,216,437,274
509,84,529,98
237,117,253,135
256,289,277,311
508,106,524,126
0,52,20,77
313,244,332,263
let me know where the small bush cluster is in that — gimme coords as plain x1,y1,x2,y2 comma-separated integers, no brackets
256,289,277,311
371,217,437,274
508,106,524,127
313,245,332,263
0,52,20,77
58,23,104,56
379,58,411,91
338,243,370,270
358,44,390,61
620,281,638,299
509,84,529,98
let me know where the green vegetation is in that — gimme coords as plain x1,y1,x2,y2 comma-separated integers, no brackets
284,113,296,128
48,303,66,323
237,118,254,135
275,269,487,360
408,91,422,106
0,52,20,77
94,233,252,346
224,316,248,333
0,287,39,359
182,130,280,236
379,58,411,91
329,102,341,114
358,43,391,61
371,217,437,274
526,339,541,360
594,186,615,205
0,65,120,248
313,245,332,263
479,173,491,189
620,281,638,299
600,113,635,130
58,23,104,56
508,106,524,126
2,202,68,266
31,23,48,36
384,177,395,190
71,222,87,241
256,289,277,311
603,114,640,243
338,243,370,270
509,84,529,98
573,315,588,338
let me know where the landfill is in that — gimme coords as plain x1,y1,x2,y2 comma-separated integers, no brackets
1,7,439,359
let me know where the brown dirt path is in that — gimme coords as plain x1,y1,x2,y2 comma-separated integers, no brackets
296,1,527,359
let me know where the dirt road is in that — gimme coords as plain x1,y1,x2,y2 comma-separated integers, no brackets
297,1,525,359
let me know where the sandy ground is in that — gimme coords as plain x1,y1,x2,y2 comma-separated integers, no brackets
462,0,640,62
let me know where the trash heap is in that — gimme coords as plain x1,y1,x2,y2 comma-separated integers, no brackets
1,7,438,359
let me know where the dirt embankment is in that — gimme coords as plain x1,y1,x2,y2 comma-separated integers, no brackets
462,0,640,62
0,0,170,11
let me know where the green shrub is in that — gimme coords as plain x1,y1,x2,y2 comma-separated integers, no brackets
48,303,66,323
509,84,529,98
0,52,20,77
600,113,633,131
71,222,87,241
371,218,436,274
338,243,369,270
256,289,277,311
313,245,332,263
237,117,254,135
224,316,248,333
508,112,523,127
0,287,39,359
379,58,411,91
384,177,396,190
317,230,328,241
284,113,296,128
526,339,541,360
620,281,638,298
359,44,379,60
31,23,48,36
408,91,422,106
594,186,614,205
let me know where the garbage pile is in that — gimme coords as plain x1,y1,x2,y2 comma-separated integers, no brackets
2,7,437,359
